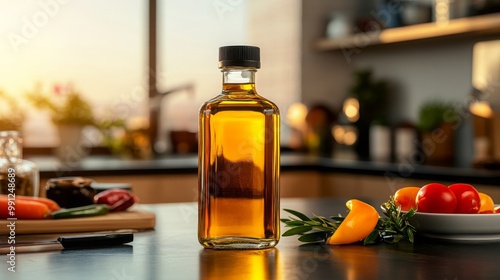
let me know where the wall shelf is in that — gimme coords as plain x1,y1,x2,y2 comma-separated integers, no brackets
316,13,500,51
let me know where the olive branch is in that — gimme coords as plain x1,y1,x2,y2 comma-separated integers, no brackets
281,198,416,245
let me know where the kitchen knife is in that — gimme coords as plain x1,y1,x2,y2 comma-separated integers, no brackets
0,233,134,253
57,232,134,249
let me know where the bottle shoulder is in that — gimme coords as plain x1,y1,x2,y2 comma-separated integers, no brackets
200,92,280,114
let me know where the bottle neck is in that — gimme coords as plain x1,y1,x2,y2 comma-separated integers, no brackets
221,68,256,93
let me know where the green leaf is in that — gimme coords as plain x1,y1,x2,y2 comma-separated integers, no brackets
407,228,415,243
311,217,322,222
392,235,403,243
302,220,322,226
282,226,313,236
363,230,381,245
284,220,307,227
329,216,345,222
380,229,397,236
298,231,330,243
284,209,311,221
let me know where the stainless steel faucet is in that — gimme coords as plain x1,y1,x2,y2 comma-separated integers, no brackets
149,83,195,154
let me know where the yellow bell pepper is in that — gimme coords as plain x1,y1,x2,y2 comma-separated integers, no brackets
326,199,379,245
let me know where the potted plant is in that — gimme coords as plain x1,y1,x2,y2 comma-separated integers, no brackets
0,90,25,131
417,100,458,165
27,83,94,162
348,70,390,160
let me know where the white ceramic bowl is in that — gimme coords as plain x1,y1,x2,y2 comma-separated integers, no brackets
410,210,500,243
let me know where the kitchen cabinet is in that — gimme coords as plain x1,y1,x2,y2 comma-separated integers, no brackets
40,174,199,203
321,173,500,202
40,171,500,204
321,173,445,201
40,171,323,204
38,174,197,203
86,172,324,204
35,154,500,204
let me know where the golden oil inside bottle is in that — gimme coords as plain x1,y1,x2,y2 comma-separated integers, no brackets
198,80,280,249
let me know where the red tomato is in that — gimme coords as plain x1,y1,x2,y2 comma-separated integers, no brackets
416,183,457,213
394,186,420,211
448,183,480,214
495,206,500,214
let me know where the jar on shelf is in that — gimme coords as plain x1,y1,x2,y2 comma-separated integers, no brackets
0,131,39,196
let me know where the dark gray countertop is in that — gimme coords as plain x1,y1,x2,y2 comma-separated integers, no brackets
28,153,500,186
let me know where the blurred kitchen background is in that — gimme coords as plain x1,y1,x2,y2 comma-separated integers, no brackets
1,0,500,168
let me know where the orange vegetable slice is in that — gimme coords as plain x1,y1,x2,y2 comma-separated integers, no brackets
0,195,61,212
394,186,420,211
478,192,495,213
326,199,379,245
0,196,51,219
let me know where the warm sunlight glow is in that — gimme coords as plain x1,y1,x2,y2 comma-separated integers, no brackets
0,1,146,146
286,102,308,130
332,125,357,146
332,125,345,144
343,98,360,122
344,130,357,146
470,101,494,119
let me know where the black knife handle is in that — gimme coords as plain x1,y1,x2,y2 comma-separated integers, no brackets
57,233,134,249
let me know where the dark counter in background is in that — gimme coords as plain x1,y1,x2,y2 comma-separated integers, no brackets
29,153,500,187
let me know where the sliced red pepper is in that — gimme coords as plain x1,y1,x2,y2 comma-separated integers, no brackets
94,189,138,211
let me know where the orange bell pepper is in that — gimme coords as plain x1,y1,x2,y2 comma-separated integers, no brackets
478,192,495,213
326,199,379,245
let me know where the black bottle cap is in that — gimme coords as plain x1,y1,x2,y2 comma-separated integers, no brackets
218,45,260,69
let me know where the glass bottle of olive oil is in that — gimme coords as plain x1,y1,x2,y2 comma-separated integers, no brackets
198,45,280,249
0,131,39,197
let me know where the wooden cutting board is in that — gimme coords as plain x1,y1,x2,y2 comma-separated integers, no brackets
0,207,156,235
